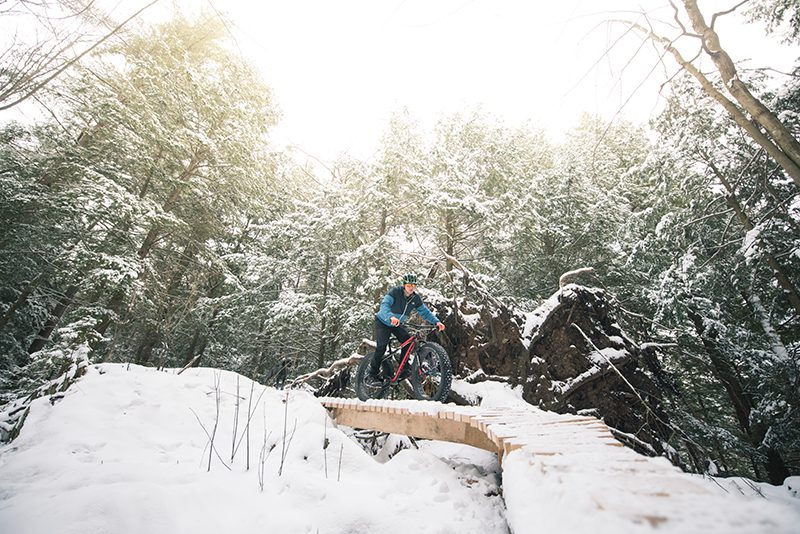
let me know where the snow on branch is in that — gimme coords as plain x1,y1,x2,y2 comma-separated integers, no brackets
463,368,511,384
289,339,375,386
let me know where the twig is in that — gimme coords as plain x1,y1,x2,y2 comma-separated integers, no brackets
177,354,201,375
573,324,652,411
246,380,254,470
230,374,240,462
440,251,503,308
279,420,298,477
0,0,163,110
337,443,344,482
232,384,270,459
278,391,299,477
617,305,673,332
189,407,231,471
280,392,289,472
208,372,222,471
709,0,748,29
323,415,329,479
571,323,707,455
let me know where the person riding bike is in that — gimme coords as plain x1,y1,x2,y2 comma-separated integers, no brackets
368,274,445,385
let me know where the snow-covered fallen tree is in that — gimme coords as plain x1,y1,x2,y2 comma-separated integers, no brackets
428,281,678,462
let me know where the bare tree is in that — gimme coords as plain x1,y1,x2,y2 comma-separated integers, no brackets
0,0,161,111
607,0,800,187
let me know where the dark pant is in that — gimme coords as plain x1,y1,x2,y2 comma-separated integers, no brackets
371,318,410,375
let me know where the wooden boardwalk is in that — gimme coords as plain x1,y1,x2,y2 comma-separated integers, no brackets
319,397,785,533
319,396,621,462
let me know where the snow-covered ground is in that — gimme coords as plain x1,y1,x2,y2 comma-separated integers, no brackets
0,364,507,534
0,363,798,534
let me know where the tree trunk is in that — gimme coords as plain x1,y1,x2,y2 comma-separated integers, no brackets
184,301,222,369
688,308,753,433
27,284,79,354
687,307,789,484
696,391,732,474
253,316,270,378
707,161,800,315
135,242,199,365
0,279,38,332
741,286,790,363
1,217,99,333
94,289,125,338
765,448,790,486
378,207,387,237
137,152,203,258
682,0,800,183
626,21,800,186
134,328,158,365
134,314,164,365
317,254,330,368
445,212,455,271
183,328,203,367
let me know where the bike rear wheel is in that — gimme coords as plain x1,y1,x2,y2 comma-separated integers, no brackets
411,342,452,402
355,352,389,401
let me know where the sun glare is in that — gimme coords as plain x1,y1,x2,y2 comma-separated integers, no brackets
167,1,798,163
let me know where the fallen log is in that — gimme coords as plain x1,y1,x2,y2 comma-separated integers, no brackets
289,339,374,386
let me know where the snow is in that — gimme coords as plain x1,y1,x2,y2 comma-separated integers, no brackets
521,290,561,349
451,377,528,409
789,194,800,223
521,284,612,350
741,225,760,262
589,346,628,365
1,364,799,534
501,445,800,534
607,335,625,346
458,311,481,328
0,364,507,534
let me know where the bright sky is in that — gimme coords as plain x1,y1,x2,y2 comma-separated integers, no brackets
5,0,797,165
207,0,673,161
195,0,798,165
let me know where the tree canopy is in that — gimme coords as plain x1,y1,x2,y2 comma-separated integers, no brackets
0,4,798,484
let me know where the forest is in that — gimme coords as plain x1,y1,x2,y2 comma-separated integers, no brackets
0,0,798,486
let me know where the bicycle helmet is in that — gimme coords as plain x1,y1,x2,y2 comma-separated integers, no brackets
402,273,418,285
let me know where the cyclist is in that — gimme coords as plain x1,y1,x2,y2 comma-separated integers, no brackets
367,274,445,385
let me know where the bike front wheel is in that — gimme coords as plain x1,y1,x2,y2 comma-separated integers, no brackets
411,342,452,402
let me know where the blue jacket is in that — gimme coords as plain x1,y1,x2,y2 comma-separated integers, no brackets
376,286,440,327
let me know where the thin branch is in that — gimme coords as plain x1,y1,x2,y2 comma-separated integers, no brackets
0,0,162,110
681,207,735,228
188,407,231,471
709,0,750,29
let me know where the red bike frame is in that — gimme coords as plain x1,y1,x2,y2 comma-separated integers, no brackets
391,335,418,382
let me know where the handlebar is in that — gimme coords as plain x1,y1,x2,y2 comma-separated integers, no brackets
405,323,439,334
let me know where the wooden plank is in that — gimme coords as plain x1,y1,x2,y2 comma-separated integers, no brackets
322,396,707,522
538,417,599,426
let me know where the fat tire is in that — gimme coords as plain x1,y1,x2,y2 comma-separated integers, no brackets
355,352,388,401
411,342,452,402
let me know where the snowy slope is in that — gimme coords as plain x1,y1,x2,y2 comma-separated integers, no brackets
1,364,798,534
0,364,507,534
